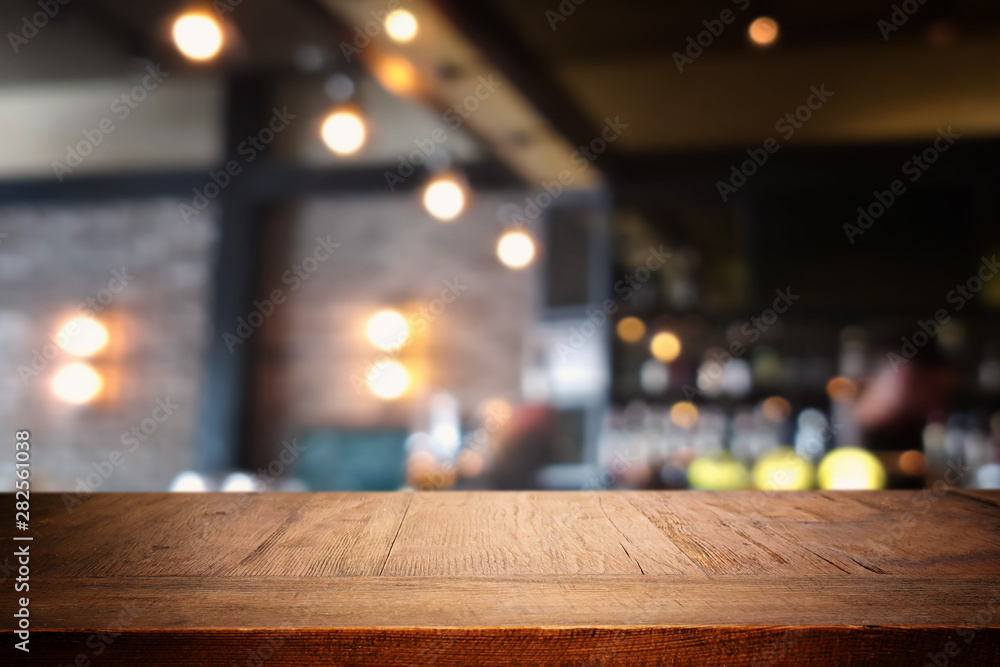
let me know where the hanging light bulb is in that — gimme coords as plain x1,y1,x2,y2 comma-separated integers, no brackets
321,108,366,155
172,12,224,61
747,16,779,47
423,175,466,221
496,229,536,269
384,9,418,42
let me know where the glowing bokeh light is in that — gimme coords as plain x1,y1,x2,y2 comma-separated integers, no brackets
57,317,109,357
818,447,886,490
366,309,409,351
753,446,814,491
496,230,536,269
650,331,682,362
367,360,410,399
172,13,223,61
423,177,466,221
616,317,646,343
748,16,779,47
384,9,418,42
52,363,102,404
670,401,699,429
321,110,366,155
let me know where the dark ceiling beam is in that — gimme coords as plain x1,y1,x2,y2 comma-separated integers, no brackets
429,0,624,174
0,160,521,206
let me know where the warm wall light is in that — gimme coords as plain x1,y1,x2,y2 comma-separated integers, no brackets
52,362,103,404
321,109,366,155
57,316,109,357
366,309,409,351
650,331,681,362
368,360,410,399
423,176,466,221
496,230,535,269
748,16,779,47
172,13,224,61
384,9,418,42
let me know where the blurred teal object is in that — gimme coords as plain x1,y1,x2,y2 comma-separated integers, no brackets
296,430,408,491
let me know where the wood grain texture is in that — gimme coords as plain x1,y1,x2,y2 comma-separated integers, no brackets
3,490,999,666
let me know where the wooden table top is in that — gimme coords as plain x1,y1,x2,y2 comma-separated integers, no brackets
4,490,1000,665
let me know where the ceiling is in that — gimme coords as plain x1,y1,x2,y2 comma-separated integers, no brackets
470,0,1000,152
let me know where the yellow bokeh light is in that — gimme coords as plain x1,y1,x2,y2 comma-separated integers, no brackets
321,110,366,155
423,177,466,221
616,317,646,343
172,13,223,61
367,360,410,400
384,9,418,42
52,363,102,404
753,446,814,491
496,230,536,269
650,331,681,362
688,453,750,490
373,54,418,96
818,447,886,490
670,401,699,429
57,316,109,357
366,309,409,351
748,16,779,47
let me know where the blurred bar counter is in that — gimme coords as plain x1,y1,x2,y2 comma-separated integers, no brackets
5,490,1000,666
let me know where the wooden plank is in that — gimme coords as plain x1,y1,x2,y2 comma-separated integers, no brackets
31,493,411,577
14,626,1000,667
5,490,1000,666
381,491,706,576
18,575,1000,628
628,491,1000,576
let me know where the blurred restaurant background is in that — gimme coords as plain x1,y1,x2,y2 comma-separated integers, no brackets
2,0,1000,494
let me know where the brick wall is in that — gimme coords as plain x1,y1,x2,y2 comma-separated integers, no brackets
247,191,538,466
0,199,216,491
